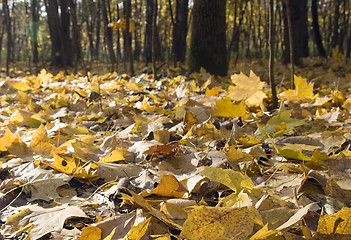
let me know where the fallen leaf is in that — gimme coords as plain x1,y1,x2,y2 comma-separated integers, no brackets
215,99,249,120
142,175,188,198
179,206,262,240
126,217,151,240
1,204,87,240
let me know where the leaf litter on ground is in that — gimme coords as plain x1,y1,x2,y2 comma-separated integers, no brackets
1,58,351,239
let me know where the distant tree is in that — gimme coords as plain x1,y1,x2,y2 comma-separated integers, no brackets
3,0,12,74
45,0,73,67
70,0,82,67
311,0,326,57
169,0,188,65
100,0,116,71
125,0,134,74
144,0,154,64
189,0,227,76
282,0,308,65
31,0,39,67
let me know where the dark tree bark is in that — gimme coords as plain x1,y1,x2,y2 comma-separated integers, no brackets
170,0,188,65
282,0,308,66
0,24,4,63
83,0,95,63
45,0,72,67
3,0,11,74
133,0,141,61
70,0,82,65
59,0,73,66
189,0,227,76
116,3,122,60
331,0,341,49
286,0,295,88
228,0,246,64
100,0,116,71
31,0,39,67
144,0,154,64
95,0,101,60
125,0,134,75
311,0,327,57
269,0,277,109
152,0,158,78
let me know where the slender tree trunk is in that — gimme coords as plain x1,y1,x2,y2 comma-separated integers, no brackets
144,0,153,64
332,0,341,49
311,0,327,57
100,0,116,71
0,24,4,63
31,0,39,70
85,0,95,63
125,0,134,74
59,0,73,67
116,4,122,60
152,0,158,78
4,0,11,75
286,0,295,88
70,0,82,71
95,0,101,61
269,0,277,109
171,0,188,65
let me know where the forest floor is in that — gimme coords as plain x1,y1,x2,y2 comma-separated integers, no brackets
1,57,351,239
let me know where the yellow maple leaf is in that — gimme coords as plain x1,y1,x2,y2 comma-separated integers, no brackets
215,99,249,120
80,226,102,240
280,75,315,101
12,81,30,92
137,96,155,111
317,207,351,235
227,71,267,107
141,175,188,198
126,217,151,240
51,154,77,175
180,206,262,240
99,149,126,163
205,86,221,96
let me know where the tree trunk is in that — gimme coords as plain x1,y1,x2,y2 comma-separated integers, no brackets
59,0,73,66
311,0,326,57
189,0,227,76
269,0,277,109
172,0,188,65
31,0,39,68
95,0,101,61
3,0,11,75
144,0,153,64
70,0,82,67
282,0,308,66
332,0,341,49
100,0,116,71
125,0,134,75
45,0,72,68
152,0,158,78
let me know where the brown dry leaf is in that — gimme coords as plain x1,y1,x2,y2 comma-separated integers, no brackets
143,144,177,157
179,206,263,240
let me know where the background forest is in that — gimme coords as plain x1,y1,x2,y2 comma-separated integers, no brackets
0,0,349,76
3,1,351,239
